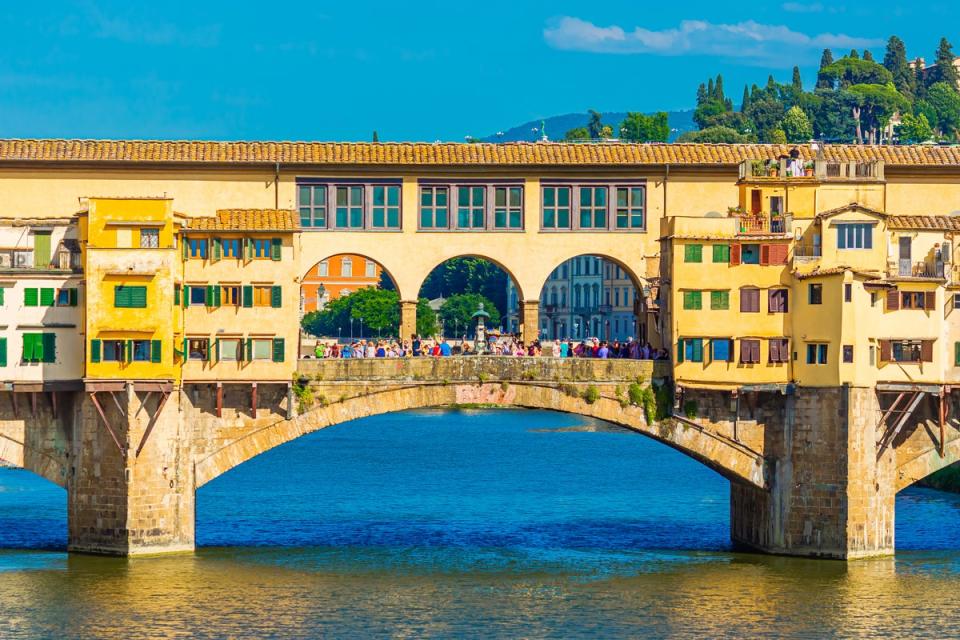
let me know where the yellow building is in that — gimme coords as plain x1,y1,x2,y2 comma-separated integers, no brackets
79,197,181,382
179,209,300,385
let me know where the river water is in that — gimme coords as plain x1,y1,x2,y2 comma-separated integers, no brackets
2,409,960,638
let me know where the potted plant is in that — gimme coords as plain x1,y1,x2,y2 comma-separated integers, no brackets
767,159,779,177
751,160,765,177
727,205,745,216
804,160,815,177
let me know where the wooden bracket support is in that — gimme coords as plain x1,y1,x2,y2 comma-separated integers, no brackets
30,391,37,418
135,390,170,458
89,392,126,456
216,382,223,418
9,391,18,419
251,382,258,416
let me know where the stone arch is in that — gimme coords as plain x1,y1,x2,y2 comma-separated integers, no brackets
300,252,403,304
414,252,526,303
895,435,960,492
194,383,766,490
0,433,68,488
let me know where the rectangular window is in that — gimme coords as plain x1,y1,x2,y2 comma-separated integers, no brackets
684,244,703,263
892,341,924,363
711,338,732,362
371,185,401,229
298,185,327,228
335,186,365,228
219,338,242,361
252,338,273,360
420,186,449,229
365,260,376,278
250,238,270,259
457,186,486,229
615,186,644,229
542,186,571,229
579,186,607,229
710,290,729,310
837,223,873,249
221,286,240,306
954,294,960,310
494,186,523,229
56,289,71,306
114,285,147,308
769,338,789,363
132,340,152,362
808,284,823,305
741,244,760,264
189,286,207,306
740,288,760,313
806,343,828,365
254,286,273,307
901,291,935,310
102,340,125,362
682,290,702,310
221,238,241,258
317,261,329,277
844,283,852,302
187,338,209,361
740,339,760,364
712,244,730,263
768,289,789,313
842,345,854,363
955,341,960,366
188,238,208,259
341,259,352,277
140,229,159,248
682,338,704,363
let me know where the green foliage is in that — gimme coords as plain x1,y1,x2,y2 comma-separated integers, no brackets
768,128,788,144
818,57,893,90
301,289,436,339
619,112,669,142
897,112,934,143
780,106,813,142
848,82,909,143
883,36,916,101
438,293,501,335
564,127,591,141
583,385,600,405
292,378,314,413
677,126,752,143
627,382,645,407
587,110,604,139
500,381,510,392
419,257,508,314
561,383,580,398
683,400,698,419
929,38,960,90
416,297,438,337
693,99,731,129
926,82,960,139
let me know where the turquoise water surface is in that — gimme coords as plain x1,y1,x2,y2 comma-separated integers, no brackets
2,409,960,639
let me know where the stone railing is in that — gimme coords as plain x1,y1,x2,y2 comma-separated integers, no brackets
297,356,668,383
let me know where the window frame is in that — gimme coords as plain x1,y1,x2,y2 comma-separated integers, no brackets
808,283,823,305
296,180,403,231
139,228,159,249
836,222,873,250
540,182,647,233
417,181,525,232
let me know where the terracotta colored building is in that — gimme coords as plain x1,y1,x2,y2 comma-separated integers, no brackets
300,254,382,313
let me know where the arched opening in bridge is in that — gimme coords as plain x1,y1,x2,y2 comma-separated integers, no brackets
300,254,399,342
417,256,521,340
0,463,65,550
535,254,654,345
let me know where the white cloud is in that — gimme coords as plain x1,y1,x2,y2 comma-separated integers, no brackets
782,2,825,13
543,16,880,65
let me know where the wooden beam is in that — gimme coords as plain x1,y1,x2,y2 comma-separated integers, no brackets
939,387,947,458
878,391,906,429
89,392,125,455
30,392,37,418
135,390,170,458
108,390,126,418
878,391,925,458
136,391,154,418
49,391,58,419
9,391,17,419
251,382,258,416
216,382,223,418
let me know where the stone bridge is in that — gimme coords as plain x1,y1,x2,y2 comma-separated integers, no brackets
1,358,959,559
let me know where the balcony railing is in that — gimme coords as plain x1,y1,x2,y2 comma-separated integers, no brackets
891,261,945,279
0,248,81,272
793,244,822,261
739,159,884,182
734,214,788,235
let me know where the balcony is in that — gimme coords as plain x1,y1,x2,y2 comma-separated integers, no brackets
733,213,788,235
738,159,884,182
0,247,81,273
890,261,945,280
793,244,822,263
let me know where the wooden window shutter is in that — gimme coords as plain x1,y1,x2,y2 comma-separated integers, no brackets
924,291,936,310
213,286,222,308
69,289,78,306
886,290,899,310
271,285,282,308
955,341,960,366
245,338,253,362
151,340,162,363
730,244,741,265
0,337,6,367
760,244,770,265
211,238,221,262
41,333,56,363
921,340,934,362
771,244,788,264
677,339,685,363
242,285,253,308
879,340,891,362
769,339,779,363
0,288,4,305
24,288,38,306
271,238,282,261
90,339,101,363
272,337,285,362
213,338,220,363
174,285,180,306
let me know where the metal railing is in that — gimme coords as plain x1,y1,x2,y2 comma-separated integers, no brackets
890,261,944,279
735,215,787,235
0,248,81,272
792,244,822,261
739,159,884,181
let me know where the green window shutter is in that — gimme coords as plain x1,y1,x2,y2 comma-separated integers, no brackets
206,285,215,308
40,288,55,306
114,285,127,307
0,287,5,305
0,337,6,367
271,238,282,261
211,238,222,262
955,341,960,366
244,238,253,260
202,339,210,362
692,339,703,362
682,291,701,310
174,285,180,306
713,244,730,263
181,237,189,260
68,288,78,306
90,339,101,363
677,339,685,363
213,285,221,308
126,340,134,362
245,338,253,362
271,285,282,308
213,338,220,363
41,333,56,363
182,338,189,361
22,334,33,361
31,334,43,362
242,285,253,308
130,286,146,308
684,244,702,263
711,290,729,310
151,340,162,364
182,285,190,307
272,337,285,362
24,288,38,307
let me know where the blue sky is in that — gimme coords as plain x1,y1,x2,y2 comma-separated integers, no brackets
0,1,956,141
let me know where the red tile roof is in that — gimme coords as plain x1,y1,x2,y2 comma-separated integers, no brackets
184,209,299,231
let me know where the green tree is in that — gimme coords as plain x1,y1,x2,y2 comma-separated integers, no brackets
816,49,835,89
416,298,438,337
619,112,670,142
419,257,509,312
741,85,751,112
780,106,814,142
896,112,934,143
862,50,874,62
693,99,730,129
819,57,894,89
914,99,938,131
745,94,786,141
929,38,960,90
811,89,856,141
883,36,916,101
564,127,591,141
676,126,752,143
847,83,909,143
302,288,398,338
587,110,604,139
791,66,803,93
769,128,788,144
438,293,501,336
926,82,960,138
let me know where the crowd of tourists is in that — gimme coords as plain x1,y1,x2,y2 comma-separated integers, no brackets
306,336,669,360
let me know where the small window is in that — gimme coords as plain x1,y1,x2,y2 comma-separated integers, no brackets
298,185,327,228
252,338,273,360
253,286,273,307
542,186,571,229
712,244,730,263
740,288,760,313
494,186,523,229
187,338,209,361
365,260,376,278
371,185,401,229
768,289,789,313
221,286,240,306
420,186,449,229
317,261,329,277
711,338,732,362
710,290,729,310
221,238,241,258
614,186,644,229
219,338,242,361
740,339,761,364
681,338,704,363
682,290,702,310
844,283,852,302
56,289,71,306
102,340,125,362
132,340,152,362
341,258,352,277
837,223,873,249
140,229,159,248
769,338,789,363
684,244,703,263
252,239,271,259
954,294,960,310
335,186,364,228
188,238,208,259
842,345,854,363
808,284,823,305
806,343,828,365
741,244,760,264
190,286,207,306
578,186,608,229
114,285,147,309
457,186,486,229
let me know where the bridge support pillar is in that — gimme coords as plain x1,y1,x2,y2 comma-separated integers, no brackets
68,382,194,556
520,300,539,343
730,385,895,559
399,300,418,341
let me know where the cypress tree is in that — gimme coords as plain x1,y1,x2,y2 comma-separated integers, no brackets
931,37,959,90
817,49,834,89
696,83,707,105
863,49,874,62
715,74,725,102
884,36,916,101
707,78,715,99
915,63,928,100
792,66,803,92
741,85,751,113
849,49,859,59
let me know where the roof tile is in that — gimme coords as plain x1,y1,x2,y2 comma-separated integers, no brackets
185,209,299,231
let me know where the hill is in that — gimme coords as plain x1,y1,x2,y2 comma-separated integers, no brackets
480,110,695,142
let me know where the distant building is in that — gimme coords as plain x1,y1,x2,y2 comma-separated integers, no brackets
910,56,960,90
300,254,382,313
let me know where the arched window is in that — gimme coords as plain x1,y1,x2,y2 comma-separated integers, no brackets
550,286,558,305
560,286,567,307
574,285,582,307
340,258,352,277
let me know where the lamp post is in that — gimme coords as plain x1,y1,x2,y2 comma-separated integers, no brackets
338,327,342,343
350,318,354,341
359,317,364,339
471,303,491,354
